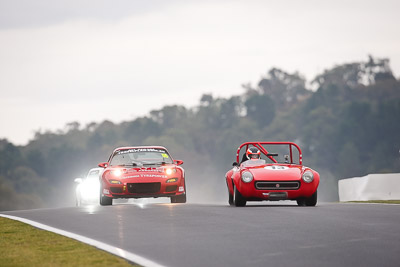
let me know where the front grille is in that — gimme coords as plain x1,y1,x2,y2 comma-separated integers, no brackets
166,185,177,192
110,187,123,193
255,181,300,190
127,182,161,194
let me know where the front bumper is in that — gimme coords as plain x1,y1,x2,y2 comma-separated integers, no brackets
237,180,318,201
102,179,185,199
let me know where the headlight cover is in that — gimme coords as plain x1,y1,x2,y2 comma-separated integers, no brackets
165,168,176,175
80,181,100,197
241,171,253,183
302,170,314,183
111,169,122,177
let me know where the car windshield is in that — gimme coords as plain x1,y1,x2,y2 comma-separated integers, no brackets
239,144,301,165
110,148,173,166
86,174,99,180
84,169,100,181
87,170,99,177
241,159,266,167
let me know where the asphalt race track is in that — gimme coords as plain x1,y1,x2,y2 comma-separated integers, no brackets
2,202,400,267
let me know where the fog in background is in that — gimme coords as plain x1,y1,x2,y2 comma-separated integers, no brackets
1,0,399,211
56,154,337,208
1,0,400,145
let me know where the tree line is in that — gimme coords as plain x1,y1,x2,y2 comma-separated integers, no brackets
1,55,399,210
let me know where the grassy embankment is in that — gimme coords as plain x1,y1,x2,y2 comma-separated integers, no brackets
0,217,137,266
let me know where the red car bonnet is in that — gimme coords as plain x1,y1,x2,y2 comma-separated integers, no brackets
243,165,303,181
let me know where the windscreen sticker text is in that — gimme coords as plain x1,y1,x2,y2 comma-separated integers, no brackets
117,148,166,154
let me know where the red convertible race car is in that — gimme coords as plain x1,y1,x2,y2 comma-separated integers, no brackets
98,146,186,205
225,142,319,207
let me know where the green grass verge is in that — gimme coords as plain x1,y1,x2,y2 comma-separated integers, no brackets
348,200,400,204
0,217,138,267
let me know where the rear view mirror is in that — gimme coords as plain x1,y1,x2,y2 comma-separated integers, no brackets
98,162,108,168
232,162,239,167
174,160,184,166
74,178,83,184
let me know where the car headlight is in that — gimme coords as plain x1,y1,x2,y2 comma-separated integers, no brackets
111,169,122,177
302,170,314,183
165,168,176,175
241,171,253,183
80,181,100,197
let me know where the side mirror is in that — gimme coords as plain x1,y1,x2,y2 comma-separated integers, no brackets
232,162,239,167
74,178,83,184
174,160,184,166
98,162,109,168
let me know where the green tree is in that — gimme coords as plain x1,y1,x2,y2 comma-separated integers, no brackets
245,91,275,126
258,68,310,109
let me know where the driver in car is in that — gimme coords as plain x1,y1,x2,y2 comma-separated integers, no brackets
241,147,266,166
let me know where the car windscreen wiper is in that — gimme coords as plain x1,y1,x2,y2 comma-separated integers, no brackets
142,162,165,166
115,163,138,167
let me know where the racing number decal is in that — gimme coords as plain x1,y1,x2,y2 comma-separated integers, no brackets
264,166,289,170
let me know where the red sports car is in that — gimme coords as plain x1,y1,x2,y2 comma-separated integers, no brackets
225,142,319,207
98,146,186,205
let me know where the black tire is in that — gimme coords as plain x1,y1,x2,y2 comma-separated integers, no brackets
228,191,234,206
227,180,234,206
305,191,317,206
296,198,306,206
99,186,112,206
171,181,187,203
297,191,317,207
171,193,186,203
234,186,246,207
100,195,112,206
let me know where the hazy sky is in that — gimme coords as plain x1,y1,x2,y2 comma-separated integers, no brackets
1,0,399,145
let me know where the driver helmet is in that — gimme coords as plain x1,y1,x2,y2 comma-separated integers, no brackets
246,147,261,160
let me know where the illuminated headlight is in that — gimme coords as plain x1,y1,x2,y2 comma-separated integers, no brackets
81,181,100,197
241,171,253,183
111,169,122,177
302,171,314,183
165,168,176,175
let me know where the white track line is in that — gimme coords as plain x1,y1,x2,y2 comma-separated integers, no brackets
0,214,166,267
339,202,400,206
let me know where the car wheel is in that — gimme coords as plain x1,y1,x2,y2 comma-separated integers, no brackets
99,186,112,206
171,181,187,203
100,195,112,206
227,180,234,206
297,191,317,207
296,198,306,206
171,193,186,203
234,186,246,207
228,191,234,206
305,191,317,206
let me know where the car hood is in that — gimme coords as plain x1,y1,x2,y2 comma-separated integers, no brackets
108,164,175,172
105,164,177,181
244,164,303,181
